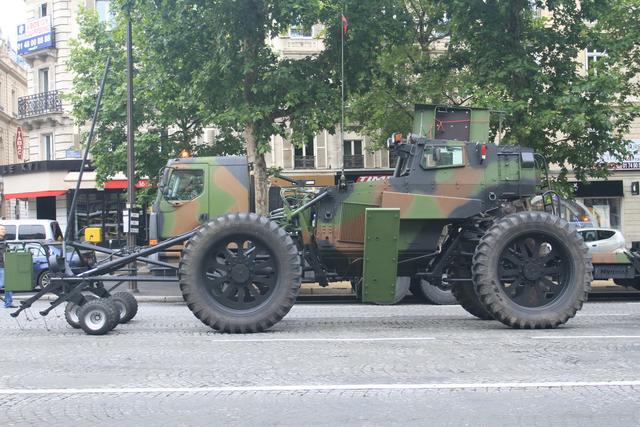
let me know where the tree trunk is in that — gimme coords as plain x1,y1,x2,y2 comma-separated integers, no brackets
243,124,269,215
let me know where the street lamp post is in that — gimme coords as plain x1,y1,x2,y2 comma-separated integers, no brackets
125,2,138,292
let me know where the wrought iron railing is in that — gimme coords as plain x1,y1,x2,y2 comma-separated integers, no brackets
343,154,364,168
294,155,315,169
18,90,63,118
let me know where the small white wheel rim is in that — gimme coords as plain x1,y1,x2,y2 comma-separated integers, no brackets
85,309,107,330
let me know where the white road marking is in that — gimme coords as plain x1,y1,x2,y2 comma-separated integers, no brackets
532,335,640,340
578,314,631,317
2,381,640,395
206,337,436,343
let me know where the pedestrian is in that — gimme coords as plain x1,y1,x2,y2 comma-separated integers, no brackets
0,224,16,309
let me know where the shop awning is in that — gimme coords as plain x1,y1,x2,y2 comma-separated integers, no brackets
3,189,67,200
103,179,152,189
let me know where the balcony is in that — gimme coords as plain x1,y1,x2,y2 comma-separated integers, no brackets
343,155,364,169
294,155,315,169
18,90,63,119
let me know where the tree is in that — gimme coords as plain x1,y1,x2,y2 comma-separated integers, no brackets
348,0,640,184
68,4,243,203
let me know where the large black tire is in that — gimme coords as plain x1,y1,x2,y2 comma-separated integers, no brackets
411,277,457,305
179,213,302,333
78,299,119,335
473,211,592,329
614,279,640,291
111,292,139,324
451,282,494,320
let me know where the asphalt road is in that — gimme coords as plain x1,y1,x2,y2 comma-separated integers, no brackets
1,301,640,426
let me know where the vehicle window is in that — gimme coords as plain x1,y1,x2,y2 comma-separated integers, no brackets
2,225,16,240
51,222,64,241
597,230,615,240
580,230,597,242
420,146,464,169
25,243,46,257
18,225,46,240
164,170,204,201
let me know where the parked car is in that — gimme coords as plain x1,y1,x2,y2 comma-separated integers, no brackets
577,228,626,254
0,220,64,242
8,242,95,290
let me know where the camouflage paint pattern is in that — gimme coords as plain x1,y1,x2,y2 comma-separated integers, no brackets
310,139,537,275
150,156,250,241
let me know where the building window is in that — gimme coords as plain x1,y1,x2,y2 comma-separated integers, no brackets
343,140,364,168
38,68,49,92
42,134,53,160
294,137,315,169
578,197,621,229
40,2,47,17
585,48,606,72
289,27,313,38
11,89,17,115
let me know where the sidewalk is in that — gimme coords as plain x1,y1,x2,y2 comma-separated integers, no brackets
11,279,628,303
13,280,355,303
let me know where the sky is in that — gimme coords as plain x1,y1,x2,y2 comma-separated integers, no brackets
0,0,27,50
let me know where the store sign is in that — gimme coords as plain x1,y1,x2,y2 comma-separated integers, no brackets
600,140,640,170
15,127,24,160
17,17,54,55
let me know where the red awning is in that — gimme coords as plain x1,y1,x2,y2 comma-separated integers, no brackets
104,179,152,190
3,190,67,200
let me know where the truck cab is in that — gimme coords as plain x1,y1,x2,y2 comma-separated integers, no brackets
149,156,251,243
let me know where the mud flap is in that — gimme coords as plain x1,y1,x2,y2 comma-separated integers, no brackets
362,208,402,304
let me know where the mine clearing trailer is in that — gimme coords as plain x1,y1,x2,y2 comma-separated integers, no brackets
6,105,593,334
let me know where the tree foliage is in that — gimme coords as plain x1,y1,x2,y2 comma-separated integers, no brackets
348,0,640,183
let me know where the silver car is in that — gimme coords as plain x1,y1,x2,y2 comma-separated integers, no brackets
578,228,626,254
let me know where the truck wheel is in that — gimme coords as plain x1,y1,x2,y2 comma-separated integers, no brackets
411,277,457,305
613,279,640,290
473,211,592,329
451,281,494,320
111,292,139,323
179,213,302,333
78,299,119,335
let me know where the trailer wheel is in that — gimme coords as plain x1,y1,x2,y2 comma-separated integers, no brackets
473,211,592,329
411,277,457,305
179,213,302,333
111,292,138,323
78,299,119,335
64,294,98,329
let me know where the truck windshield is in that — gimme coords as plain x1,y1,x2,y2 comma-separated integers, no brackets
164,170,204,201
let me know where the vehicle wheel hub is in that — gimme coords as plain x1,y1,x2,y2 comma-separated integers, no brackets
231,264,251,283
523,262,542,281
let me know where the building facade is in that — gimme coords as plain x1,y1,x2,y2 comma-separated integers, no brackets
0,0,131,246
0,38,28,219
264,26,395,185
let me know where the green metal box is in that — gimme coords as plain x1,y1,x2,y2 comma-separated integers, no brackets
4,250,34,292
362,208,400,303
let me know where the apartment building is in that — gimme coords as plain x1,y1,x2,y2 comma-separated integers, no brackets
0,38,28,219
264,26,395,186
0,0,133,246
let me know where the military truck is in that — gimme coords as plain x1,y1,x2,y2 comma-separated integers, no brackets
173,105,593,333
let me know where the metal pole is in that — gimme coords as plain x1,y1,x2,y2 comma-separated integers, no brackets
64,57,111,247
340,9,345,155
126,8,138,292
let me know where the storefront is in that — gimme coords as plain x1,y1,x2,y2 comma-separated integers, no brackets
0,160,149,247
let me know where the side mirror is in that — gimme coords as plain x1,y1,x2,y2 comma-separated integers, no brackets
432,147,442,163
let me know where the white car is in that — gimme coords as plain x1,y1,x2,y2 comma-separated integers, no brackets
577,228,626,254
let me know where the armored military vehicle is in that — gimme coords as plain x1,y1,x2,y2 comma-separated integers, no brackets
177,105,593,332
